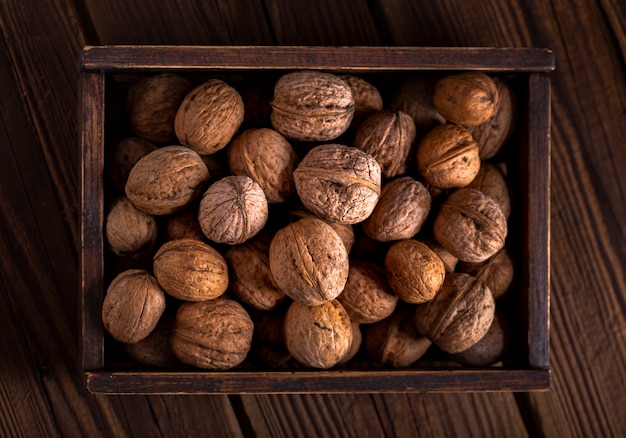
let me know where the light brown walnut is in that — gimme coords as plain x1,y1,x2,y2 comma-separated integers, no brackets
105,196,157,256
466,162,512,219
288,207,355,254
433,72,499,126
449,310,510,366
457,248,514,301
339,75,383,128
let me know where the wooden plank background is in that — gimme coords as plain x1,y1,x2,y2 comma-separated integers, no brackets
0,0,624,436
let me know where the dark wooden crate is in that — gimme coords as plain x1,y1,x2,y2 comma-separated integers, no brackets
80,46,553,394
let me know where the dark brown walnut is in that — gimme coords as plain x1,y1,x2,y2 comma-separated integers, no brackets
468,77,517,159
339,75,383,128
123,313,182,368
284,300,353,369
414,272,495,354
337,260,398,324
416,124,481,189
269,217,349,306
293,144,381,224
365,304,432,367
250,310,291,368
171,298,254,370
175,79,245,155
458,248,515,301
466,162,512,219
224,233,286,311
433,188,507,263
102,269,166,344
385,239,446,304
352,109,416,178
127,73,193,143
153,238,229,301
449,310,511,366
388,75,446,132
424,238,459,273
125,145,210,215
105,196,157,256
163,209,205,241
339,321,363,365
270,70,355,141
227,128,298,203
288,207,355,253
198,175,268,245
433,72,499,126
362,176,432,242
105,137,157,193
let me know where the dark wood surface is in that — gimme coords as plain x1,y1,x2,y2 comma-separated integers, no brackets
1,0,624,436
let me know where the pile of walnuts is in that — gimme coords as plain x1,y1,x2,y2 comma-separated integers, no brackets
102,69,518,371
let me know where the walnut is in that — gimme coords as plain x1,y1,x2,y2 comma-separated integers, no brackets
227,128,298,203
270,70,354,141
125,145,210,215
433,72,499,126
152,238,229,301
123,313,181,368
288,207,355,253
250,309,292,368
105,137,157,193
457,248,514,301
102,269,166,344
293,144,381,224
127,73,193,142
466,162,512,219
171,298,254,370
339,75,383,127
284,300,353,369
423,238,458,273
433,188,507,263
414,272,495,354
416,124,481,189
337,260,398,324
352,109,416,178
198,175,268,245
162,208,205,242
362,176,432,242
105,196,157,256
175,79,245,155
388,75,446,132
269,217,349,306
384,239,446,304
449,310,510,366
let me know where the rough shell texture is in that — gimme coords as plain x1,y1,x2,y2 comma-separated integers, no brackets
269,217,349,306
175,79,245,155
449,310,510,366
417,124,481,189
362,176,432,242
433,188,507,263
414,272,495,354
251,310,291,368
388,75,446,132
288,207,355,253
102,269,166,344
198,175,268,245
339,321,362,365
224,233,286,311
270,70,354,141
171,298,254,370
365,304,432,367
127,73,193,143
227,128,298,203
163,209,205,242
293,144,381,224
458,248,514,301
105,137,157,193
353,109,416,178
153,239,229,301
284,300,353,369
337,260,398,324
125,145,210,215
122,313,181,368
424,239,459,273
433,72,499,126
105,196,157,256
385,239,446,304
339,75,383,127
466,162,512,219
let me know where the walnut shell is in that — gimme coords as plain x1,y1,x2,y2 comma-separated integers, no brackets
388,75,446,132
337,260,398,324
175,79,245,155
433,72,499,126
416,124,481,189
457,248,514,301
269,217,349,306
414,272,495,354
284,300,353,369
270,70,354,141
105,196,158,256
198,175,268,245
127,73,193,143
385,240,446,304
224,233,286,311
362,176,432,242
125,145,210,215
122,313,181,368
433,188,507,263
153,239,229,301
449,310,510,366
171,298,254,370
163,209,205,242
466,162,512,219
293,144,381,224
102,269,166,344
105,137,157,193
288,207,355,253
339,75,383,127
352,109,416,178
227,128,298,203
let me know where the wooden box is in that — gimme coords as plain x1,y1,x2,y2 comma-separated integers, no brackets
81,46,553,394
